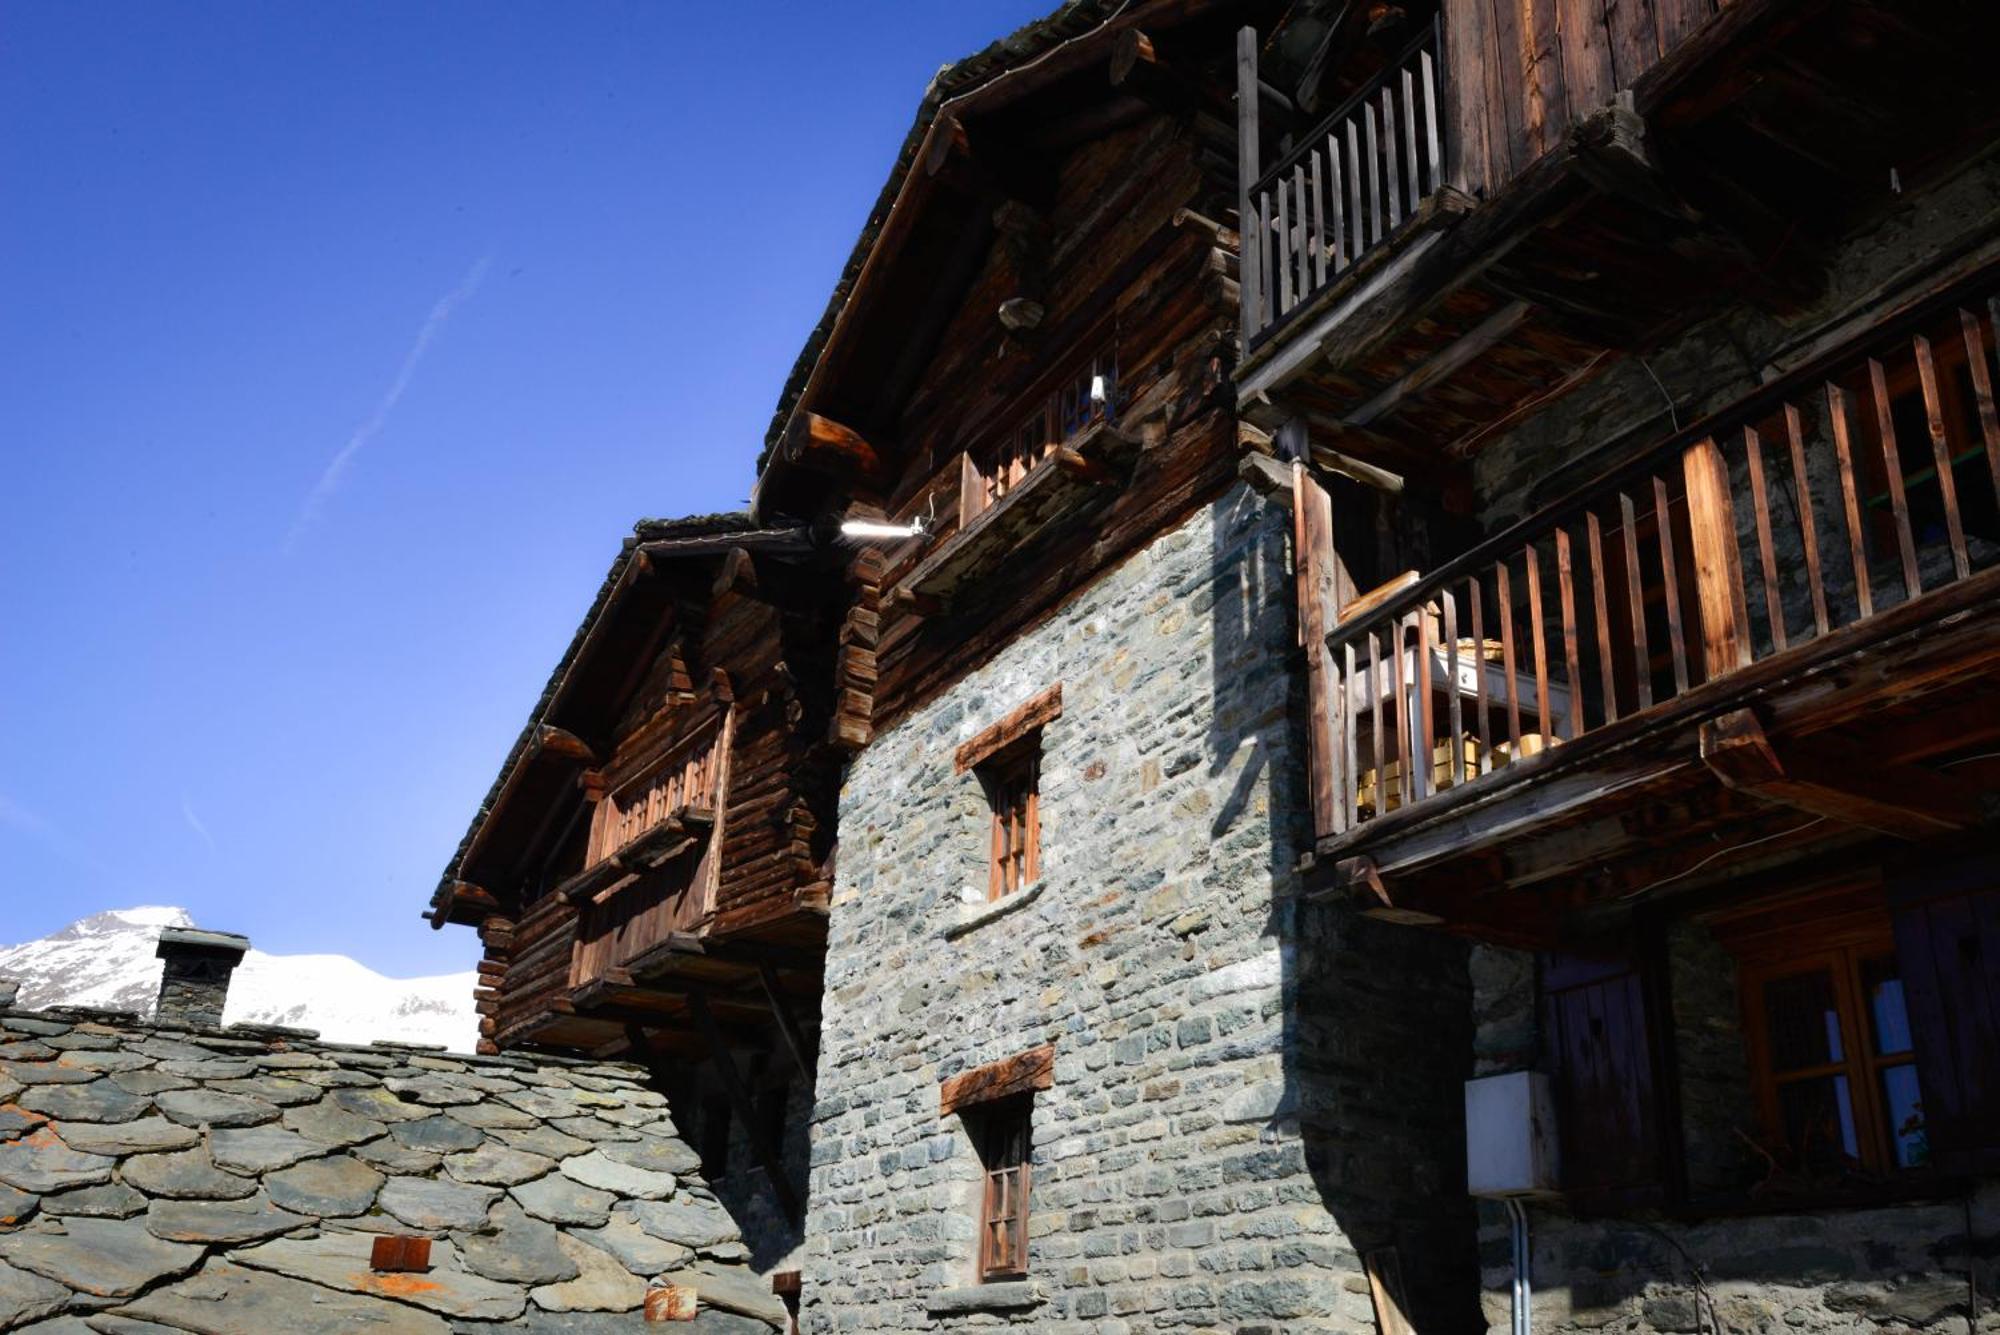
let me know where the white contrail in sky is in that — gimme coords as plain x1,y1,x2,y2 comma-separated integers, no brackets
179,793,216,854
284,252,495,552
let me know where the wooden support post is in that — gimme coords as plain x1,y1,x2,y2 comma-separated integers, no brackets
1285,419,1350,839
1699,708,1980,838
689,986,801,1222
758,963,817,1086
1236,25,1261,351
1681,436,1750,680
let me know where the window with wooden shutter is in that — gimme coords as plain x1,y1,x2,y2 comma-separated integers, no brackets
1889,848,2000,1175
1540,950,1669,1204
982,748,1040,900
972,1097,1032,1282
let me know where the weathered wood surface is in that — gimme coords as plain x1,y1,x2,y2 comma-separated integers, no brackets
939,1045,1058,1117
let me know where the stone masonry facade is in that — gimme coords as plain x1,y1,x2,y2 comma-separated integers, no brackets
798,485,1478,1333
0,996,787,1332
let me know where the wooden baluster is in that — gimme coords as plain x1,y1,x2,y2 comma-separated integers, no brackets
1368,628,1385,814
1389,613,1412,809
1961,307,2000,515
1260,192,1278,330
1413,608,1435,798
1682,435,1751,679
1240,195,1256,335
1555,527,1583,739
1468,577,1490,773
1327,134,1347,272
1401,65,1422,213
1524,544,1552,743
1343,641,1360,827
1346,121,1364,261
1442,588,1464,787
1275,178,1294,315
1654,475,1690,695
1381,89,1402,231
1585,511,1618,724
1826,383,1874,620
1292,163,1312,302
1308,148,1327,290
1867,358,1921,599
1619,491,1652,710
1420,47,1442,194
1784,403,1831,637
1363,103,1382,246
1914,335,1970,581
1496,560,1522,753
1742,426,1786,652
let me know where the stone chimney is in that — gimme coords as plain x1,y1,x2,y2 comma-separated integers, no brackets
154,927,250,1029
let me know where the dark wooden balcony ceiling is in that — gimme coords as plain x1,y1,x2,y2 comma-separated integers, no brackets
1242,0,2000,490
1309,564,2000,949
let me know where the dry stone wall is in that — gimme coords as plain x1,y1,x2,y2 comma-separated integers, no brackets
0,996,786,1332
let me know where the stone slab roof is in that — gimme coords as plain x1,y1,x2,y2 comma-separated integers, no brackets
0,996,782,1331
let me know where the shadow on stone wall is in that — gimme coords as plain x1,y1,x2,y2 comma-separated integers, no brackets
1205,479,1486,1332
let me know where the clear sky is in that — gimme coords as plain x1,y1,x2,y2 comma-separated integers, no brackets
1,0,1053,975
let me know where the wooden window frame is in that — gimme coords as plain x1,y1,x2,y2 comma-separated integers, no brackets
981,745,1040,902
972,1096,1033,1283
1734,917,1926,1180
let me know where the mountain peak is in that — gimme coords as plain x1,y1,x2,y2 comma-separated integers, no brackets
0,906,476,1050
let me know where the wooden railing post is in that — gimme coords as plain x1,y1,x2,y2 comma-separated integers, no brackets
1236,25,1261,350
1284,420,1352,839
1681,436,1751,681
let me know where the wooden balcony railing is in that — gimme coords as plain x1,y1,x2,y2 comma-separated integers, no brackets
1238,22,1444,348
1307,277,2000,841
585,714,728,869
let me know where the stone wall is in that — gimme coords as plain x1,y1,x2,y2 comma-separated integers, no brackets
798,485,1479,1333
0,996,787,1332
1466,931,2000,1333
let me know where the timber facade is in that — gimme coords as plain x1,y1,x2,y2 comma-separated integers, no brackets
430,0,2000,1329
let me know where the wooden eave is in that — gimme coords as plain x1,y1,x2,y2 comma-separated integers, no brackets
1306,565,2000,948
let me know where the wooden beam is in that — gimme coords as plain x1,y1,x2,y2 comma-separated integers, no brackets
1343,300,1533,427
758,962,816,1086
785,412,886,482
1699,709,1980,838
689,986,801,1222
532,725,597,765
938,1044,1055,1117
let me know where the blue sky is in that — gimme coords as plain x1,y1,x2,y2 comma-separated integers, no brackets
0,1,1052,975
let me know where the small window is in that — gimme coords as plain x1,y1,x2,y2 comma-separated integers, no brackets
972,1097,1032,1282
980,746,1040,901
1740,943,1928,1176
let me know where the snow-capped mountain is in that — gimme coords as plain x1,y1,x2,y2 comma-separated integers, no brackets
0,906,478,1051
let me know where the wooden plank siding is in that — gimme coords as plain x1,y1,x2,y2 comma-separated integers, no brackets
1443,0,1716,197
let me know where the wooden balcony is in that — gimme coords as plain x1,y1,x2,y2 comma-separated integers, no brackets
1238,22,1446,350
1233,1,2000,497
1297,272,2000,941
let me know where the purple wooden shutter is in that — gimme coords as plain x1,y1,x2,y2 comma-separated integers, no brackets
1540,950,1667,1202
1889,851,2000,1175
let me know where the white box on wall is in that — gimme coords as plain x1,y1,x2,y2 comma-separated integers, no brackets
1464,1070,1559,1198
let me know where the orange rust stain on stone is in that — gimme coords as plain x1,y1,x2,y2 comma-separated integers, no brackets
354,1272,443,1298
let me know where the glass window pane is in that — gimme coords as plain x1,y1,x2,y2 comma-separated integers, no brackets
1763,970,1844,1071
1777,1075,1860,1171
1879,1064,1929,1169
1862,957,1913,1056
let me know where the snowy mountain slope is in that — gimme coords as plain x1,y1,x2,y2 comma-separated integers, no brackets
0,906,478,1051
